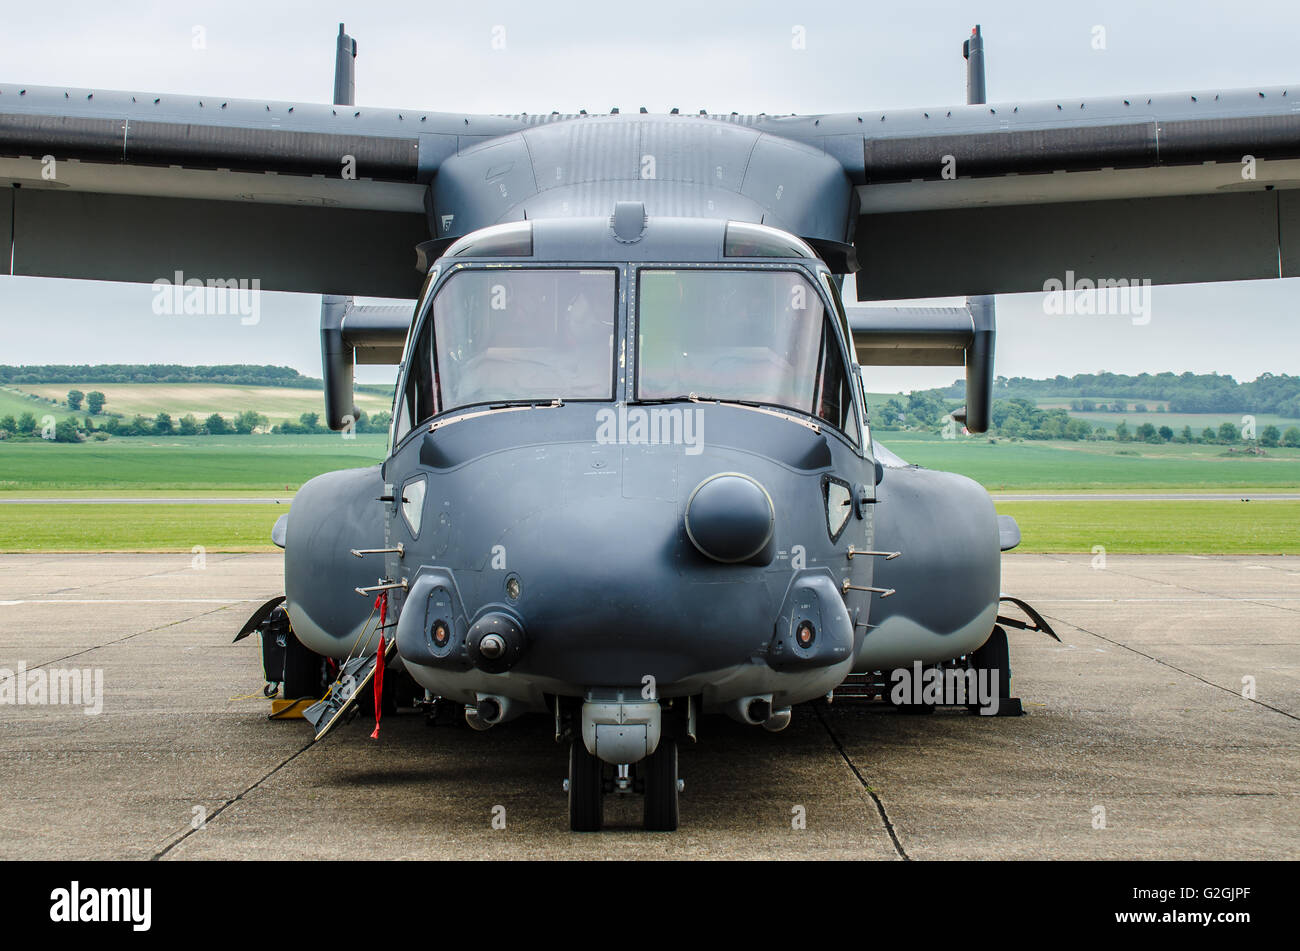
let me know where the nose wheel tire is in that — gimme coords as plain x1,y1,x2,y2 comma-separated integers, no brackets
568,741,604,832
967,624,1023,716
642,738,679,831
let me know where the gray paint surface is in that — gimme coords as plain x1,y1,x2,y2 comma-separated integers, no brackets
855,191,1290,299
11,188,428,297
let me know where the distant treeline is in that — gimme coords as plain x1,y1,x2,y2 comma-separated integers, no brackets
0,409,392,442
0,364,316,387
0,364,393,396
934,372,1300,417
873,393,1300,446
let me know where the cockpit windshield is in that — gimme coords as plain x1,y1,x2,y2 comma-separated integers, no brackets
636,268,858,440
432,268,617,410
393,262,858,448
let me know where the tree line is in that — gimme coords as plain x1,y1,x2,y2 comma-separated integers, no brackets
933,371,1300,417
0,409,392,442
873,393,1300,446
0,364,394,397
0,364,318,387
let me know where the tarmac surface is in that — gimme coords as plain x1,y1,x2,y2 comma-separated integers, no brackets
0,552,1295,860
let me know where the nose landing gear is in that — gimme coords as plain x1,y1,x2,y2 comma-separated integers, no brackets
641,739,680,832
567,741,605,832
565,737,682,832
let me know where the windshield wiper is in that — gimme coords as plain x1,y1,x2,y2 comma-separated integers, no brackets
485,397,564,410
428,398,564,433
632,394,821,431
635,394,772,411
633,394,705,405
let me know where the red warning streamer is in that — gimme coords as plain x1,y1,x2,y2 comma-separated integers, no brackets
371,592,387,740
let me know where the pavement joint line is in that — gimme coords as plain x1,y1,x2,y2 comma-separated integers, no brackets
1038,612,1300,723
151,740,315,861
1208,559,1300,577
0,603,237,688
30,554,253,599
811,701,909,861
1097,564,1300,618
221,552,274,564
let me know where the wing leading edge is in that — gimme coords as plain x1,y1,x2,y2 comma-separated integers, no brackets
2,25,1299,299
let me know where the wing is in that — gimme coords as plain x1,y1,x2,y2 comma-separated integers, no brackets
748,86,1300,299
848,297,994,432
4,74,1299,301
0,82,558,297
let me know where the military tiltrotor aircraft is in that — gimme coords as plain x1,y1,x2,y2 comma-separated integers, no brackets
4,22,1299,830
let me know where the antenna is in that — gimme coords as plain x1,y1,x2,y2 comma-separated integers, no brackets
334,23,357,107
323,24,360,430
963,24,986,105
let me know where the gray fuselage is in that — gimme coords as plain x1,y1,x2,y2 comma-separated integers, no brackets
283,216,1001,726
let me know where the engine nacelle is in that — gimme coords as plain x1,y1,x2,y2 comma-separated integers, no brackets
853,464,1001,670
283,465,388,658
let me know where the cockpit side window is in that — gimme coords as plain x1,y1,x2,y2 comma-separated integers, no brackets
433,268,617,411
816,322,859,443
815,272,860,445
392,312,437,446
391,267,618,444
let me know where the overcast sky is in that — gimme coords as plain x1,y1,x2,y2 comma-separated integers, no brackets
2,0,1298,390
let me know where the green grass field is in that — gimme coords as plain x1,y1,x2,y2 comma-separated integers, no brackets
0,434,387,492
996,500,1300,553
2,499,1295,553
879,433,1300,491
2,420,1297,553
0,504,283,552
10,383,391,424
0,386,79,425
6,428,1295,495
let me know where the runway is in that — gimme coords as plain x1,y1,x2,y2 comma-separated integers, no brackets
0,552,1295,860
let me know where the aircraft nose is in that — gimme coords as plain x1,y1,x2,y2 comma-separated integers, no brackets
683,473,775,565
